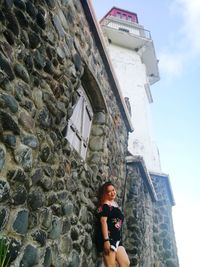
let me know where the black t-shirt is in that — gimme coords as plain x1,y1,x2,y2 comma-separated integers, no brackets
95,204,124,252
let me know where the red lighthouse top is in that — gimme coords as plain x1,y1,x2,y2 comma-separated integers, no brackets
101,7,139,23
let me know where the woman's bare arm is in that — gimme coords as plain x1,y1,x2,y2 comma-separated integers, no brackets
100,216,110,254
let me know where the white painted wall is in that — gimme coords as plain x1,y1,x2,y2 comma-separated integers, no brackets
108,43,161,172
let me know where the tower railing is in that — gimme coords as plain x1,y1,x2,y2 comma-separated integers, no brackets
101,16,152,40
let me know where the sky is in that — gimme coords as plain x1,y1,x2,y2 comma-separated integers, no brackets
92,1,200,266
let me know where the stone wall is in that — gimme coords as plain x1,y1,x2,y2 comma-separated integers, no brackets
123,161,179,267
0,0,129,266
151,174,179,267
124,162,155,267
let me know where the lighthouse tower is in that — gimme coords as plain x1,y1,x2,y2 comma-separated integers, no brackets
100,7,161,172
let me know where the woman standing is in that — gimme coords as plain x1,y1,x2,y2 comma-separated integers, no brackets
96,181,130,267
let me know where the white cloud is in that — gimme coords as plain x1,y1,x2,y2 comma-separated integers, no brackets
175,0,200,53
159,0,200,79
159,51,184,79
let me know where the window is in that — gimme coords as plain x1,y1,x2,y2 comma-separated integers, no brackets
119,27,129,33
116,12,121,18
65,86,93,159
128,16,132,22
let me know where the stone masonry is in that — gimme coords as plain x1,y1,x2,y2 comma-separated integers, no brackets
0,0,129,266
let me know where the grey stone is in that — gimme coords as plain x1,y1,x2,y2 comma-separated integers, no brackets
57,46,66,60
160,223,169,231
79,206,87,224
14,0,26,10
15,9,29,27
69,251,80,267
54,179,65,190
62,218,71,234
0,146,6,171
12,185,27,205
73,53,82,71
52,15,66,37
25,1,37,19
44,60,54,74
28,31,41,49
24,54,33,71
0,179,10,202
1,134,16,148
38,107,51,129
32,88,43,108
49,216,62,239
131,257,138,266
166,260,177,267
73,242,81,254
7,9,19,36
91,125,104,136
3,29,15,46
14,63,30,83
13,209,29,234
159,230,168,239
15,83,24,101
61,0,70,5
58,9,68,30
22,135,38,148
4,0,13,9
47,192,58,205
14,144,32,171
60,234,72,254
43,247,52,267
20,244,39,267
19,111,35,132
40,177,53,191
84,235,92,255
0,51,15,80
0,208,9,230
94,112,106,124
21,37,29,50
56,164,65,177
88,152,101,164
0,93,18,113
62,202,74,216
51,204,63,216
163,239,171,250
164,250,172,259
34,49,46,69
32,229,47,246
89,136,103,151
40,208,52,230
28,212,38,229
0,110,20,134
36,11,46,29
70,227,79,241
28,189,44,210
7,168,26,183
45,0,56,9
31,168,43,185
70,215,78,225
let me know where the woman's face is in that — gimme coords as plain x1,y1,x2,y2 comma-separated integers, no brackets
105,185,116,201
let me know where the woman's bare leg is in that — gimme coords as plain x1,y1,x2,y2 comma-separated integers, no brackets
103,250,117,267
116,246,130,267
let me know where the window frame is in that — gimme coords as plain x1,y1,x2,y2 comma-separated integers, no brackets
65,86,93,159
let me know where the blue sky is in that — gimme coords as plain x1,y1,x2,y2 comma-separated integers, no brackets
92,1,200,266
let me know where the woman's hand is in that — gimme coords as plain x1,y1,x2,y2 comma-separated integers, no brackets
103,240,110,255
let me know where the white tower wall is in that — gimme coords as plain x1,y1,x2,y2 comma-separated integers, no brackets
108,43,161,172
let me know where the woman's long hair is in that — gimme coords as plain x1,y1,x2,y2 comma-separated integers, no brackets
97,181,114,206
